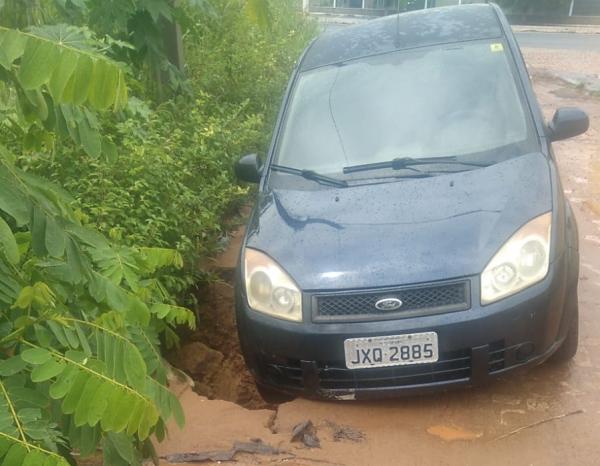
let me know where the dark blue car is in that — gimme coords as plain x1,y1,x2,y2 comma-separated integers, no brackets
233,4,589,400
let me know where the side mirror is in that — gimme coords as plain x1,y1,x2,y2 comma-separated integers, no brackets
235,153,263,183
548,107,589,142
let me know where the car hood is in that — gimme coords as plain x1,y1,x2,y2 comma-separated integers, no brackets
245,153,552,291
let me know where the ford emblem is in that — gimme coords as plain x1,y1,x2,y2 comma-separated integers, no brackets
375,297,403,311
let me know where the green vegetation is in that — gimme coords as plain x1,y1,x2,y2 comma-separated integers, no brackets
16,0,317,298
495,0,571,14
0,0,317,464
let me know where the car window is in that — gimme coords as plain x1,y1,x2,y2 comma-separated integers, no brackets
273,40,539,177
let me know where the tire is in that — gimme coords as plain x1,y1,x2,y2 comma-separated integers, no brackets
551,290,579,363
255,383,295,405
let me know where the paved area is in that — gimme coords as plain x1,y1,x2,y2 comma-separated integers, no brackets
517,31,600,51
157,49,600,466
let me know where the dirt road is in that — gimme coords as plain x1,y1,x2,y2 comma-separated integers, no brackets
157,48,600,466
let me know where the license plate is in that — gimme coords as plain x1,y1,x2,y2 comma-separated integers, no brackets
344,332,438,369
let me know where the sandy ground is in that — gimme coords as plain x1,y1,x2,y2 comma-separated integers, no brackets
157,48,600,466
526,49,600,77
512,25,600,35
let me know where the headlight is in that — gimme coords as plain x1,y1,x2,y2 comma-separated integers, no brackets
244,248,302,321
481,212,552,305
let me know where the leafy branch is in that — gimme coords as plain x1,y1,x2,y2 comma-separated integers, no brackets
0,380,27,450
0,16,194,465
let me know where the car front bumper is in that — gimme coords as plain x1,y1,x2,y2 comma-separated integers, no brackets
235,253,573,400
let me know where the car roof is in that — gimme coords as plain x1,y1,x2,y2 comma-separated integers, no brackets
300,4,504,71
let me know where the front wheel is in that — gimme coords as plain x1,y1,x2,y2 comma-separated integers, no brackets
255,382,295,405
551,290,579,363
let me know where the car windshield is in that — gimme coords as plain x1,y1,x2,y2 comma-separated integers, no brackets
273,40,539,179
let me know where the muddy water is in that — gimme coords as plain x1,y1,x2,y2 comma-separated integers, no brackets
159,56,600,466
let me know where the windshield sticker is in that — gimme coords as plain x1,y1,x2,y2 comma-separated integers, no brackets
490,43,504,53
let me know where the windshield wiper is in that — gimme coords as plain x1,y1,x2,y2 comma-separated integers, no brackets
343,156,489,174
271,164,347,188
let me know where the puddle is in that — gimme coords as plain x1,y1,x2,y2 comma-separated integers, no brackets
500,409,526,425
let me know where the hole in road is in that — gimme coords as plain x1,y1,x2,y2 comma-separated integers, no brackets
168,269,294,409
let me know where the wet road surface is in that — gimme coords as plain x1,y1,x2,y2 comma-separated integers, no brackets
158,50,600,466
517,31,600,52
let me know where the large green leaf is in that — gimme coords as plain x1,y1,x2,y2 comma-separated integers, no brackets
0,25,128,112
30,207,47,257
123,343,146,390
77,107,102,157
145,378,185,429
20,348,51,365
88,59,119,111
44,217,66,259
106,432,135,465
91,323,148,387
0,380,70,466
12,282,55,311
73,376,102,427
27,24,97,52
0,260,21,306
47,49,79,102
0,358,26,377
88,273,150,325
129,327,164,380
30,359,65,383
144,0,173,22
0,154,30,227
139,247,183,272
69,424,100,458
90,246,140,289
2,443,26,464
22,323,158,437
18,39,61,89
62,54,93,107
0,29,27,68
85,382,110,427
151,304,195,329
49,365,78,400
0,218,19,265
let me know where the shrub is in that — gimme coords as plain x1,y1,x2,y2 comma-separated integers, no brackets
0,25,194,466
19,0,317,298
20,94,264,295
184,0,318,121
495,0,571,15
0,0,317,463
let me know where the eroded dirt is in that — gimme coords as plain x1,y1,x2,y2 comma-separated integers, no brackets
169,225,268,410
160,48,600,465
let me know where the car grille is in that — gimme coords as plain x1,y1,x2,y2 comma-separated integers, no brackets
259,348,471,391
259,340,514,392
488,340,506,373
318,348,471,390
488,340,534,373
313,280,470,322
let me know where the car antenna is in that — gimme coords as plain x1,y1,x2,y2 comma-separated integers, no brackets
395,0,401,48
